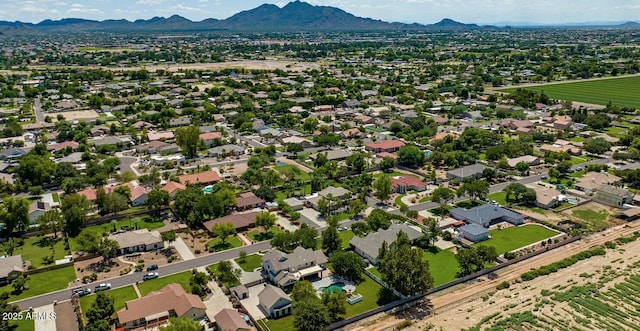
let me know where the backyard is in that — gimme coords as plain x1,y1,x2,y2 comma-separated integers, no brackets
136,271,192,296
422,247,460,286
0,266,76,301
275,164,310,181
12,236,70,269
476,224,559,255
79,285,138,316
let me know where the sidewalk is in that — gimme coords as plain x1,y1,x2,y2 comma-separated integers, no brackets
237,233,253,246
171,237,196,261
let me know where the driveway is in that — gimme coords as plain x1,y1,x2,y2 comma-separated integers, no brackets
34,304,56,331
171,237,196,261
198,267,233,319
240,285,269,320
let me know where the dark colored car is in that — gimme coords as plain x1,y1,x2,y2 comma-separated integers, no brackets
72,288,91,297
147,264,158,271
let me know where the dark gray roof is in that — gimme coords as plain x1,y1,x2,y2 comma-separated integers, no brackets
258,284,291,309
262,246,328,275
447,164,490,179
207,144,245,154
459,223,489,236
350,223,423,261
451,204,524,225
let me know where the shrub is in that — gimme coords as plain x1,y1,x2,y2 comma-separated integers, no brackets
194,249,201,254
41,255,54,265
604,241,617,249
135,264,144,272
168,256,176,263
442,231,453,241
496,281,510,290
137,259,145,264
503,251,517,260
396,321,413,330
103,267,111,273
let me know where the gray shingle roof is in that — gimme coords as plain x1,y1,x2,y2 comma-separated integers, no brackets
459,223,489,237
447,164,490,179
349,223,423,261
451,204,524,226
258,284,291,310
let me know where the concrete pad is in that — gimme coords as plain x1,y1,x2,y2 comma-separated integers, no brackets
275,214,298,232
172,237,196,261
240,285,268,320
299,208,323,228
34,304,57,331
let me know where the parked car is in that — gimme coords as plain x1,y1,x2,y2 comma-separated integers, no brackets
147,264,158,271
337,226,348,232
143,272,159,281
72,288,91,297
94,283,111,292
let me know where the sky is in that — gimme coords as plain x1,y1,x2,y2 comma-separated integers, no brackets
1,0,640,25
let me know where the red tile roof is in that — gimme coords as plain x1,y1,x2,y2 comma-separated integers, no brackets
178,170,221,185
390,176,427,189
47,140,79,151
199,132,223,140
365,140,405,150
161,181,186,194
77,187,97,201
117,283,205,325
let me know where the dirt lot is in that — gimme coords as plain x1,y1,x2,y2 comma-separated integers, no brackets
74,246,180,282
348,221,640,331
178,231,209,256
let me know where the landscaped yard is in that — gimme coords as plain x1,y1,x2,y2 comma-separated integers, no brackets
246,227,283,242
207,263,240,288
10,318,34,331
12,236,70,269
338,230,355,250
79,285,138,315
422,247,460,286
476,224,559,255
137,271,192,296
428,205,453,216
69,217,165,251
487,192,508,206
234,254,263,272
207,236,243,252
344,275,385,317
275,164,310,181
263,315,294,331
394,194,407,208
0,266,76,302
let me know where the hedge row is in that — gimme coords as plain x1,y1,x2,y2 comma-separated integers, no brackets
520,247,606,281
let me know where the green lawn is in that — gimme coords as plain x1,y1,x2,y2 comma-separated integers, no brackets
419,195,431,203
275,164,310,181
602,126,628,138
476,224,559,255
333,211,353,222
52,192,60,203
264,315,294,331
572,209,608,223
568,170,586,178
69,217,165,251
339,230,355,250
246,227,283,242
454,200,483,209
137,271,192,296
487,192,508,206
372,171,418,179
344,275,384,317
79,285,138,316
9,318,34,331
569,136,585,143
499,76,640,108
234,254,263,272
12,236,70,269
429,205,453,216
394,195,408,208
367,267,382,279
422,248,460,286
207,236,243,252
1,266,76,302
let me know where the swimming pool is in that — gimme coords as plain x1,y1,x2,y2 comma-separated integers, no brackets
276,161,287,167
319,282,345,293
202,185,213,194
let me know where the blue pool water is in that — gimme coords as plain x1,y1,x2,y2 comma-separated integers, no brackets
319,282,345,293
276,161,287,167
202,185,213,194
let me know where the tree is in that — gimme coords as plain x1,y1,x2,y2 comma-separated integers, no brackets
37,210,63,238
458,179,490,201
482,167,497,182
255,211,276,234
2,197,30,233
0,293,20,331
147,188,170,211
294,300,330,331
321,226,341,254
161,231,177,245
365,209,392,231
456,246,498,276
103,192,129,214
397,145,425,168
349,199,366,219
86,292,115,323
548,167,560,179
374,175,392,202
317,196,330,217
98,238,120,262
380,156,396,172
330,251,366,283
584,137,612,155
515,161,530,176
62,193,92,236
211,222,235,244
557,160,572,175
215,261,241,285
379,232,434,296
3,238,17,256
431,187,454,216
291,280,317,303
190,270,211,297
11,275,26,294
17,154,56,187
159,317,204,331
322,291,347,322
346,151,368,173
296,226,318,249
350,222,369,236
175,125,201,159
425,218,441,246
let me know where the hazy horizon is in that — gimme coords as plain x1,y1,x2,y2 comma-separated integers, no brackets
1,0,639,26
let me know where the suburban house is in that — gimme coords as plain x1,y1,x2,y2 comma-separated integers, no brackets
213,309,251,331
594,185,634,207
136,141,180,154
207,144,245,157
178,170,221,185
0,147,29,161
446,164,491,181
236,192,266,211
535,187,562,209
130,186,149,207
282,198,304,211
161,181,186,198
279,136,313,148
458,223,490,243
0,255,24,284
365,140,406,153
147,131,175,142
306,186,353,212
47,140,80,153
311,150,353,162
575,172,621,195
258,284,292,319
450,204,525,227
507,155,541,168
350,223,423,265
203,212,259,233
28,201,53,224
261,246,328,288
108,229,164,255
390,176,428,193
116,283,206,330
199,132,223,147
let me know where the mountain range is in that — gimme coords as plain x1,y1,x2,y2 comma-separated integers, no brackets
0,1,482,34
0,1,636,34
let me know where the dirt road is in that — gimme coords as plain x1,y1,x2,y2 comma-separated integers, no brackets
347,221,640,331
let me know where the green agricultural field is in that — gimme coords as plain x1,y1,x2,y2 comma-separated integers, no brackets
476,224,559,255
500,76,640,108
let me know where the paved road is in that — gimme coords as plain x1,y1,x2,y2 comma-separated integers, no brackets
33,97,44,122
119,156,138,175
12,241,272,310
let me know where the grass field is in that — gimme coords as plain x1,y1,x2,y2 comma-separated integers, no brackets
12,236,70,269
500,76,640,108
234,254,262,272
572,209,609,228
246,227,283,242
275,164,310,181
136,271,192,296
79,285,138,315
0,266,76,302
422,248,461,286
487,192,508,206
9,318,34,331
207,236,243,252
477,224,559,254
